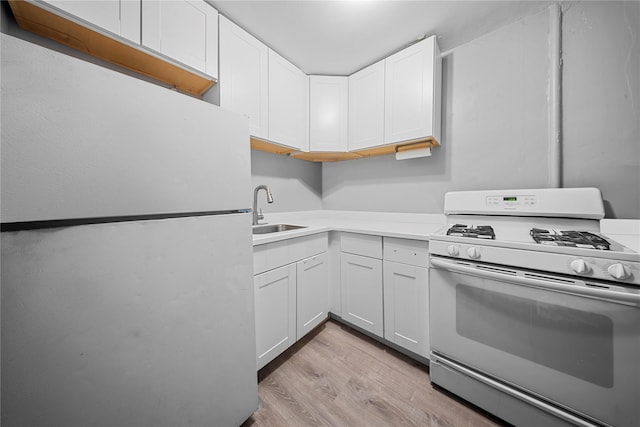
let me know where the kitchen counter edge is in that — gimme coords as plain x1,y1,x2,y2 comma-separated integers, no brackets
252,211,446,246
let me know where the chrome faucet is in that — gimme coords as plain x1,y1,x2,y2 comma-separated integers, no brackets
252,185,274,225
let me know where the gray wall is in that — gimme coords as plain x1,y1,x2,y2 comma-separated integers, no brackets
4,1,637,218
251,150,323,213
562,1,640,218
321,2,640,218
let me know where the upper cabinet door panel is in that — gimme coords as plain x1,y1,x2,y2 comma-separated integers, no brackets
142,0,218,78
268,50,309,151
309,76,348,152
44,0,141,43
348,60,385,151
219,16,269,140
384,36,440,145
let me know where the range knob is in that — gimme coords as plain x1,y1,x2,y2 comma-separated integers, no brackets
447,245,460,257
570,259,591,275
608,263,631,280
467,247,481,260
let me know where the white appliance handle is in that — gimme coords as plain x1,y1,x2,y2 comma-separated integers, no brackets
430,257,640,306
431,355,602,427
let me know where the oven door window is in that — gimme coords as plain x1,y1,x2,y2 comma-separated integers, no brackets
456,284,613,387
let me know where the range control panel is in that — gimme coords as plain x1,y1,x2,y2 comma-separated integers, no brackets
486,194,537,210
444,188,605,219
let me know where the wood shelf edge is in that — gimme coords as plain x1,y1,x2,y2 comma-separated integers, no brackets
250,136,440,162
291,151,362,162
250,137,297,155
8,0,216,96
354,137,438,158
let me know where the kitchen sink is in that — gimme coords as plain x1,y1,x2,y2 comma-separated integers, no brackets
252,224,307,235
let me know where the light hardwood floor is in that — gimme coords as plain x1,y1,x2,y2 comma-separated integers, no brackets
242,320,510,427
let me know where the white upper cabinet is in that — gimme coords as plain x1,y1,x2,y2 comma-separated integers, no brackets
268,50,309,151
43,0,141,43
348,60,385,151
309,76,349,152
142,0,218,78
219,16,269,140
384,36,441,145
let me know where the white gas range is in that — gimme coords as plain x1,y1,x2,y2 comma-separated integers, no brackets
428,188,640,427
429,187,640,285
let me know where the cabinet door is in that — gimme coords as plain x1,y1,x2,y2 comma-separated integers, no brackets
348,60,385,151
296,252,328,339
142,0,218,77
383,261,429,357
269,50,309,151
309,76,348,152
341,253,383,337
384,36,439,144
254,263,296,370
219,16,269,139
45,0,140,43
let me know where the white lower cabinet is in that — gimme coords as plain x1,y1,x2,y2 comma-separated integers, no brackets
254,263,297,370
255,231,429,369
296,252,329,338
339,233,430,358
383,261,429,357
340,252,384,338
253,233,328,370
382,237,430,358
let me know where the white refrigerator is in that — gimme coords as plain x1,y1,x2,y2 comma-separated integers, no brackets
1,34,258,426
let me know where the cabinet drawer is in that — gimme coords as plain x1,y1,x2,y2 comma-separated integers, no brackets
340,232,382,259
254,233,328,275
383,237,429,267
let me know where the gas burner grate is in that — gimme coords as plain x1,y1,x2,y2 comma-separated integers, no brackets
529,228,611,250
446,224,496,239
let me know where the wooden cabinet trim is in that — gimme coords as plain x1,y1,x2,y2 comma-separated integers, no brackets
250,137,439,162
8,0,216,96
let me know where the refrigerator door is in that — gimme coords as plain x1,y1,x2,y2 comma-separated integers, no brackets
1,34,252,223
1,213,258,427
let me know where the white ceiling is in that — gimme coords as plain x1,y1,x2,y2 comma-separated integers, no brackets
209,0,552,76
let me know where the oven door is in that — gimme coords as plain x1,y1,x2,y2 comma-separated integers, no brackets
430,256,640,427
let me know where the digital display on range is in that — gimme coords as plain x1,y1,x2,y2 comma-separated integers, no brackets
503,196,518,202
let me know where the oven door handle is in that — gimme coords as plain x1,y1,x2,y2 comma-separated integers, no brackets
431,354,604,427
430,257,640,306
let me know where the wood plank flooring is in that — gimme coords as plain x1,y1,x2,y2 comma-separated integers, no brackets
242,320,510,427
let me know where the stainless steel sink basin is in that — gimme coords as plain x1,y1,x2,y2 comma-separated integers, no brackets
252,224,306,235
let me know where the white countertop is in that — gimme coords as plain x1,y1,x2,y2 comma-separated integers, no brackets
252,210,446,246
252,211,640,251
600,219,640,252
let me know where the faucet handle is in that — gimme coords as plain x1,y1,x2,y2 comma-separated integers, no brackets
257,208,264,221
